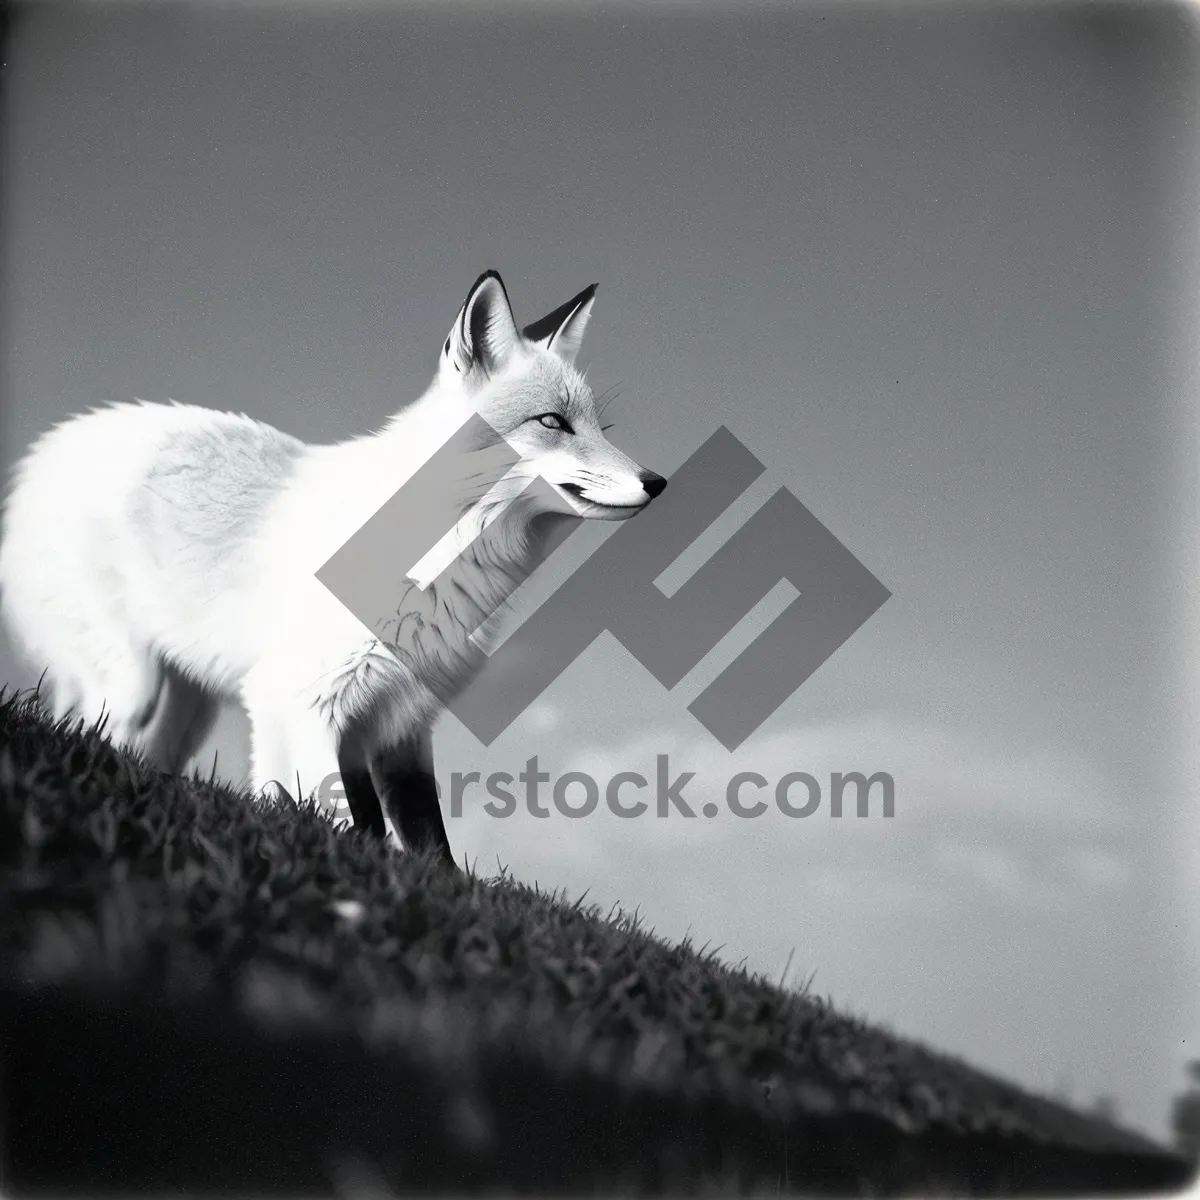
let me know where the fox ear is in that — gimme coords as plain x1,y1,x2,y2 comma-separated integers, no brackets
522,283,597,367
444,271,521,378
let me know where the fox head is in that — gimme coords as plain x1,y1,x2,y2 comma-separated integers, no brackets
432,270,667,522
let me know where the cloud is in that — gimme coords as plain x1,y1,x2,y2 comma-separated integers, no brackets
513,709,1125,829
445,709,1133,915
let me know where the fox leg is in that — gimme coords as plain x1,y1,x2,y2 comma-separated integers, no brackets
368,732,456,869
243,670,385,840
242,669,337,805
258,703,343,807
243,678,291,804
137,666,220,774
75,646,163,755
45,675,82,723
336,743,385,838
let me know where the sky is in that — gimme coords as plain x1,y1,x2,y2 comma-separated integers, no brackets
2,0,1198,1140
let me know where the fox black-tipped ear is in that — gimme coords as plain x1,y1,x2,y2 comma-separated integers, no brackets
444,271,522,378
522,283,597,367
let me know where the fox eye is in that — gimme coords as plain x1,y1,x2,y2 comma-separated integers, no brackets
535,412,573,434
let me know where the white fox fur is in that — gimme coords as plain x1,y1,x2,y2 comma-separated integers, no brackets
0,271,665,866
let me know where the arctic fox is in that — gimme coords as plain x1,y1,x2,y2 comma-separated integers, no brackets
0,271,666,868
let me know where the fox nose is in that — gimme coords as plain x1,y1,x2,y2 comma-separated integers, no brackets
640,471,667,499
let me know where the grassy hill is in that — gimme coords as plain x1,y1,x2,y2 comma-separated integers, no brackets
0,689,1192,1196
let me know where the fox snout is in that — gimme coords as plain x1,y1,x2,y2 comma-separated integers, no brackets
560,471,666,503
640,471,667,499
556,469,666,520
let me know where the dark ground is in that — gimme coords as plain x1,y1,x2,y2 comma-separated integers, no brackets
0,690,1193,1196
